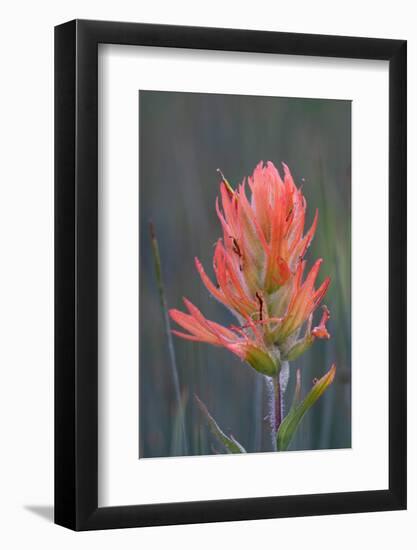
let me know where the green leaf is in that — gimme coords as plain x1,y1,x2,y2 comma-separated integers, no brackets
170,390,188,456
277,364,336,451
149,222,188,455
195,395,246,453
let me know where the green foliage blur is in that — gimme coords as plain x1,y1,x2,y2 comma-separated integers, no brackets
139,90,351,458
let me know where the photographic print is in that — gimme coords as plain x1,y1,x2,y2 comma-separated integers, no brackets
139,91,351,458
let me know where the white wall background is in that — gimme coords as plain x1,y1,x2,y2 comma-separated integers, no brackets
0,1,414,548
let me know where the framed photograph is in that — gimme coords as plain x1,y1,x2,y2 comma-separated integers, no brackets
55,19,406,530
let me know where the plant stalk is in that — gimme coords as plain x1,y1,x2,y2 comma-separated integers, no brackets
274,375,283,434
269,373,283,452
270,360,289,451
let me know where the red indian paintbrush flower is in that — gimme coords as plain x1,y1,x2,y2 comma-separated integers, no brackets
169,161,331,375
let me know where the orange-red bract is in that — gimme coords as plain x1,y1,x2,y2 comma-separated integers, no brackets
169,161,331,371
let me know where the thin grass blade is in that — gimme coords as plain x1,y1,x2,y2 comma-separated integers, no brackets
150,222,188,455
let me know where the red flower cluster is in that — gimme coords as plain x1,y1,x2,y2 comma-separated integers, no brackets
169,161,331,375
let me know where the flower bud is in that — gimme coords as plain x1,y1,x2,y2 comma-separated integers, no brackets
245,346,278,376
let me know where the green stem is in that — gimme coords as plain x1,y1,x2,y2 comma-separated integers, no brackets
149,222,188,455
274,375,282,434
270,359,289,451
268,374,282,452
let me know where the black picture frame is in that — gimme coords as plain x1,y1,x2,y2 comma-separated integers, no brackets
55,19,407,531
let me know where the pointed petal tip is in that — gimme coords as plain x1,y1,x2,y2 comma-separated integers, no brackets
182,296,192,307
281,162,294,181
168,308,180,319
182,297,199,316
194,256,205,272
321,276,331,293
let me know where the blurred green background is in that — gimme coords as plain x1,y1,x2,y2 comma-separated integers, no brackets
139,91,351,458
